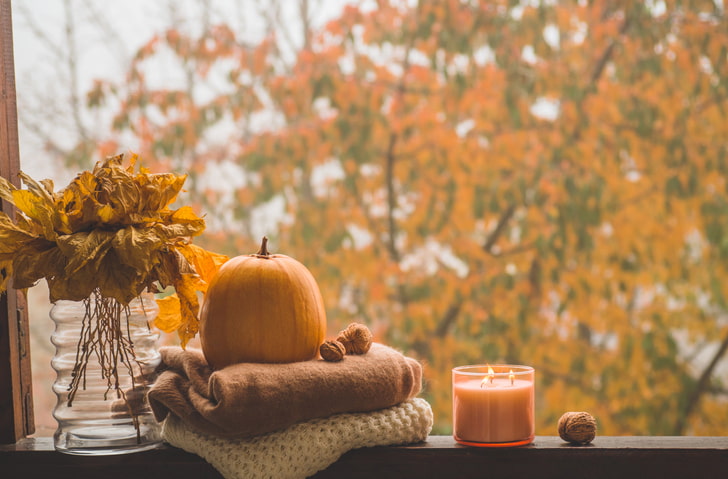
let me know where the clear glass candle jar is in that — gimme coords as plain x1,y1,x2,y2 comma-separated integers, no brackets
452,364,535,447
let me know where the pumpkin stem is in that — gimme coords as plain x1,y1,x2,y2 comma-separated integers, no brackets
257,236,270,256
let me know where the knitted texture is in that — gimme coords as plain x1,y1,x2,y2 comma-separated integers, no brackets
163,398,433,479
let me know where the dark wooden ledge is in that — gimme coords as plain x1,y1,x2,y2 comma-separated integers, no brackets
2,435,728,479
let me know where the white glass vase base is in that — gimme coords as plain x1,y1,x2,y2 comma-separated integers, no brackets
50,293,163,455
54,423,162,455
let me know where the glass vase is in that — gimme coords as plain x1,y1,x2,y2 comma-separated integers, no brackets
50,291,163,455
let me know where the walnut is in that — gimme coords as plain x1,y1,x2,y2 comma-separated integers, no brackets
336,323,373,355
558,412,597,445
319,340,346,362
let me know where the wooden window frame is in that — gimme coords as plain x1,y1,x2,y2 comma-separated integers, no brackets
0,0,33,445
1,2,727,477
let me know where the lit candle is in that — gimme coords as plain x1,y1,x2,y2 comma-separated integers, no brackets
452,365,535,447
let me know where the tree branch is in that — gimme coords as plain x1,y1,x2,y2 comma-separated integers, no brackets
492,240,538,258
434,300,462,338
63,0,89,144
299,0,312,51
14,2,65,59
674,327,728,434
79,0,130,61
589,12,630,85
482,204,516,254
384,132,400,263
256,0,298,71
383,13,418,264
569,9,631,143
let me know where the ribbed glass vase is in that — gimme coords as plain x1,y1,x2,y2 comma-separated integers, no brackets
50,291,163,455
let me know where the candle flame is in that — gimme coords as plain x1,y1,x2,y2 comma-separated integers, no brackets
480,365,495,388
509,369,515,386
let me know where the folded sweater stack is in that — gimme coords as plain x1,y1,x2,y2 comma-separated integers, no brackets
148,343,433,479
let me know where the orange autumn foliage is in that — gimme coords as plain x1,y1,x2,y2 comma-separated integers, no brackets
80,1,728,436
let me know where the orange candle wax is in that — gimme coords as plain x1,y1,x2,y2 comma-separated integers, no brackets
452,365,535,447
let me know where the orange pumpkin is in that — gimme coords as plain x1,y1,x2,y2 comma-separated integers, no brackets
199,237,327,368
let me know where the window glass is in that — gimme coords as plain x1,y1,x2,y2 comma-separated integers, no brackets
12,0,728,436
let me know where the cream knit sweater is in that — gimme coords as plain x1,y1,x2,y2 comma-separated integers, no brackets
163,397,433,479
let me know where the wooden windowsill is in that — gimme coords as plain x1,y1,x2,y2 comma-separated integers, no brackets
2,435,727,479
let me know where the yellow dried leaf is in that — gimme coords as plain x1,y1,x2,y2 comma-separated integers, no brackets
97,204,116,223
94,250,144,304
11,190,41,216
174,274,203,348
95,153,123,173
173,248,197,275
14,214,43,237
152,250,180,289
0,175,16,203
111,182,142,217
177,243,228,290
47,269,96,302
11,246,64,290
126,152,139,172
141,173,187,211
1,153,223,347
19,171,55,203
171,205,205,225
57,230,115,275
67,171,98,199
112,226,163,273
11,190,56,240
153,222,205,241
40,179,55,198
53,210,73,235
0,213,36,254
154,293,183,333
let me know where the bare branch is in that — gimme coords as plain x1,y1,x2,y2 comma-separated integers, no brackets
79,0,130,61
300,0,312,51
256,0,297,70
569,8,631,144
482,204,516,254
384,132,400,263
674,327,728,434
435,300,462,338
63,0,89,143
383,11,419,265
589,11,630,85
14,2,65,59
495,240,538,258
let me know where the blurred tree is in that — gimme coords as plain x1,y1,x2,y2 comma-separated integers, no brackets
34,0,728,435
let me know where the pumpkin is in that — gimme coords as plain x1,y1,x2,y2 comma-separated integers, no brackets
199,237,327,368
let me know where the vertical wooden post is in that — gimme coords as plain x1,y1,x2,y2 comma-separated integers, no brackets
0,0,34,443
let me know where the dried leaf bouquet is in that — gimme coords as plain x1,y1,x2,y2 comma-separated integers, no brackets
0,153,226,428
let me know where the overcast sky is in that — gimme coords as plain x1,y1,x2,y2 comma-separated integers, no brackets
10,0,352,182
